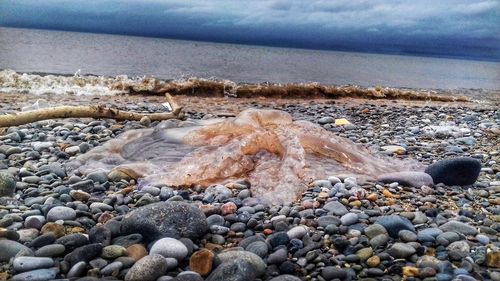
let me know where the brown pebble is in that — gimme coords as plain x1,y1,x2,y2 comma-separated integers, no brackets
366,193,378,202
220,202,237,215
203,243,224,252
366,255,380,267
41,222,65,238
189,249,215,276
69,190,91,202
127,244,148,262
486,249,500,268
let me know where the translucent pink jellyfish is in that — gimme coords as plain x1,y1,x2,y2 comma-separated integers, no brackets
73,109,422,204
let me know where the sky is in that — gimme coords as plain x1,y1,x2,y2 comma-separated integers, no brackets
0,0,499,61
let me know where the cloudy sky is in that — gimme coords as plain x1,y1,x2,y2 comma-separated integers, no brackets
0,0,499,60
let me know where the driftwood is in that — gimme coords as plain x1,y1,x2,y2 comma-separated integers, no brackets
0,93,182,128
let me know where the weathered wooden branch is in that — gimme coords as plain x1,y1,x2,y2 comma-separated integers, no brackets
0,93,182,128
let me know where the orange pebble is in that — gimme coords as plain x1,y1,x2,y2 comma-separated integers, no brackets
263,229,273,235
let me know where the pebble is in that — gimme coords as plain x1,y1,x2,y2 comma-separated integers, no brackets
321,266,347,280
439,220,478,236
120,201,208,241
11,268,58,281
286,225,308,240
189,248,214,276
425,157,481,186
206,259,256,281
13,256,54,272
375,215,415,238
340,212,358,225
0,172,16,197
323,201,348,216
0,240,33,262
125,254,168,281
217,250,266,277
150,237,189,261
387,243,416,258
46,206,76,221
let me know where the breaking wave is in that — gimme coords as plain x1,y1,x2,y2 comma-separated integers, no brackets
0,69,470,102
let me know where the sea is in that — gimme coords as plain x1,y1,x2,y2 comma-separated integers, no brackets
0,27,499,94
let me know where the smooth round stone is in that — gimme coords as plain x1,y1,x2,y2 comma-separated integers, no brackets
475,234,490,245
56,233,89,250
286,226,308,240
206,214,225,226
375,215,415,238
69,190,91,201
377,171,434,187
173,272,204,281
340,213,358,226
317,215,341,227
321,266,347,280
268,275,302,281
101,245,127,259
267,248,288,264
35,244,66,257
13,256,54,272
112,234,143,248
125,254,168,281
217,250,266,276
387,243,416,258
86,171,108,183
447,241,470,260
24,216,46,229
89,226,112,246
245,241,269,258
11,268,58,281
0,172,16,197
189,249,215,277
29,233,56,248
370,234,389,248
121,201,208,241
67,261,87,278
46,206,76,222
150,237,189,261
127,244,148,262
205,259,256,281
424,157,481,186
439,221,478,236
17,228,40,243
100,261,123,276
399,230,418,242
64,244,103,266
268,232,289,249
356,247,373,261
0,240,34,262
323,201,348,216
364,224,388,239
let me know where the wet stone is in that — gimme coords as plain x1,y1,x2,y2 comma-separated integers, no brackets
375,215,415,238
425,157,481,186
125,254,168,281
120,201,208,241
13,256,54,272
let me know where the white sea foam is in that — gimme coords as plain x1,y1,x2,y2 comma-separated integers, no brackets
0,69,149,96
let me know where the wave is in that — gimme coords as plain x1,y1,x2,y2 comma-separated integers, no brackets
0,69,470,102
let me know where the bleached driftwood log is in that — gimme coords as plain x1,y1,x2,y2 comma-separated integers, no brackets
0,93,182,128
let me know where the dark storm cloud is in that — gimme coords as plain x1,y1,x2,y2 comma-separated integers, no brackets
0,0,499,60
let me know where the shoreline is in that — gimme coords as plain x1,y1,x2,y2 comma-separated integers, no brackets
1,70,499,105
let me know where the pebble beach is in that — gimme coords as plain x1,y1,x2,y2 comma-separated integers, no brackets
0,92,499,281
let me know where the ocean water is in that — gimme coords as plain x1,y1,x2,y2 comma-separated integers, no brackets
0,27,499,90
